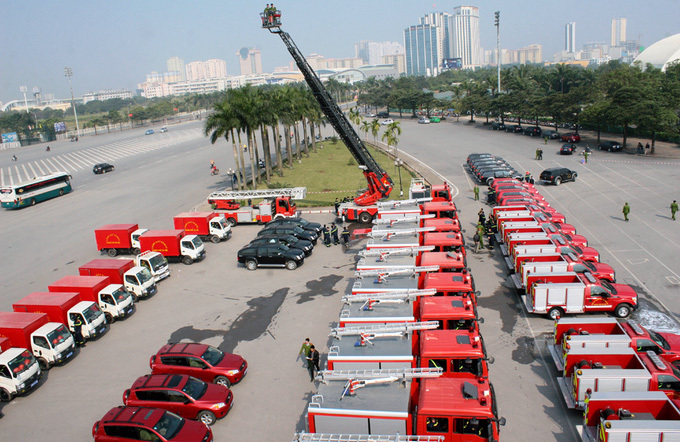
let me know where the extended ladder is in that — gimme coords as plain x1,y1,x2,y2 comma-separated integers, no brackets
329,321,439,339
368,227,435,241
354,265,439,283
373,214,435,225
359,246,434,261
292,433,445,442
208,187,307,200
377,198,431,209
342,289,437,305
316,367,443,383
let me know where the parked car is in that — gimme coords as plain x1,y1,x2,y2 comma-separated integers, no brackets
478,167,519,183
258,224,318,244
560,144,577,155
540,167,577,185
93,163,115,174
543,130,560,140
561,132,580,143
248,234,313,256
380,118,394,125
524,127,542,137
145,129,155,135
467,153,494,164
160,127,168,133
418,117,431,124
150,343,247,387
485,170,523,185
490,122,506,131
429,116,441,123
377,111,389,118
93,406,213,442
505,124,522,133
237,243,305,270
266,217,322,235
598,140,622,152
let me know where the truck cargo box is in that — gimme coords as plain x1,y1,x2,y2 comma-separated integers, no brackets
0,312,50,349
78,259,134,285
48,275,111,303
94,224,138,251
139,230,183,257
13,292,81,325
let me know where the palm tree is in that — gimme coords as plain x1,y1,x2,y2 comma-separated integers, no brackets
204,99,245,190
360,120,371,140
382,120,401,157
370,119,381,145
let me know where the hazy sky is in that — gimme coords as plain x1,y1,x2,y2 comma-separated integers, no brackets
2,0,678,104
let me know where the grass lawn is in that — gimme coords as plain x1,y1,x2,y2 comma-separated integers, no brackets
252,140,416,207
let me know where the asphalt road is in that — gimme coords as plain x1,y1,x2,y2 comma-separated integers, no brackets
0,116,679,441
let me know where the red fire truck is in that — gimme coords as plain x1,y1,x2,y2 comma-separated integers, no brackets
207,187,305,224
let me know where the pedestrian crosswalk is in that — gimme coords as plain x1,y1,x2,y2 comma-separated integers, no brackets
1,128,203,187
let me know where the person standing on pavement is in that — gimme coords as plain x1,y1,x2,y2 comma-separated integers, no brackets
322,225,331,247
537,148,543,160
535,148,540,160
73,316,85,347
622,202,630,222
473,184,479,201
330,223,339,245
671,200,678,221
341,225,350,247
298,338,312,366
476,222,486,251
478,209,486,226
584,150,589,163
306,345,320,381
473,231,480,253
334,198,340,216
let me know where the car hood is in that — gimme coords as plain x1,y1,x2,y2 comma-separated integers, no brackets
200,382,231,404
580,247,600,262
589,262,616,282
657,332,680,350
217,353,245,370
175,419,213,441
610,283,638,300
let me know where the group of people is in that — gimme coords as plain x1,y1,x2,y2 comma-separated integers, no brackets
623,201,679,222
636,142,651,155
298,338,320,381
322,223,350,247
262,4,279,25
473,209,497,252
534,148,543,160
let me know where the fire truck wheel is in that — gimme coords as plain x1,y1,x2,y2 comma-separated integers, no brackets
614,303,632,318
214,376,231,388
359,211,373,224
197,411,216,426
0,388,12,402
38,357,51,371
182,256,193,265
245,260,258,271
107,248,118,257
285,260,298,270
226,218,237,227
211,235,220,244
105,312,115,324
548,307,563,320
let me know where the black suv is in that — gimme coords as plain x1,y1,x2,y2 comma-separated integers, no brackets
490,122,505,131
598,140,622,152
540,167,577,185
258,225,318,244
237,243,305,270
523,127,542,137
248,234,313,256
265,217,322,235
93,163,114,174
377,111,389,118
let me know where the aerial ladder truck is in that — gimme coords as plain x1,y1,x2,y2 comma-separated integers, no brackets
207,187,306,225
262,8,393,224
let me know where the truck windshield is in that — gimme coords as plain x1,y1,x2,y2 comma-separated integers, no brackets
582,261,596,272
8,350,35,377
137,268,153,284
111,287,131,303
148,254,167,271
569,245,583,254
600,280,617,295
191,236,203,248
216,218,228,229
83,304,103,323
649,331,670,351
201,346,225,366
182,377,208,400
153,411,184,440
46,324,71,348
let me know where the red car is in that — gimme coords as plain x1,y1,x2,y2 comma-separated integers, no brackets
93,406,213,442
150,343,247,387
123,374,233,426
561,132,581,143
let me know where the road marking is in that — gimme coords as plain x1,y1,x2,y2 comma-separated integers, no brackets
667,276,680,285
36,160,47,175
627,258,649,265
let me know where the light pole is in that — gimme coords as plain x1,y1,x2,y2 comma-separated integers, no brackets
64,67,81,137
494,11,501,94
19,86,29,113
394,158,404,197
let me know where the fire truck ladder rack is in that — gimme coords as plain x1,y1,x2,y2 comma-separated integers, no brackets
368,227,436,241
354,266,440,282
359,246,435,260
208,187,307,201
329,321,439,339
315,367,443,385
373,214,435,225
292,433,445,442
377,198,432,209
262,10,392,204
341,288,437,306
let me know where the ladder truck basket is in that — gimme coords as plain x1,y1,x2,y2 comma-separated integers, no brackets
341,289,438,305
377,198,432,209
293,433,445,442
208,187,307,201
359,246,435,259
373,214,435,225
329,321,440,339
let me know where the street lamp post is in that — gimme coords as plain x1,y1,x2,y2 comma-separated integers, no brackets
494,11,501,94
64,67,81,137
394,158,404,197
19,86,29,113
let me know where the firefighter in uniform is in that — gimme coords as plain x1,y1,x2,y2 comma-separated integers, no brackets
73,316,85,347
341,225,350,247
330,223,339,245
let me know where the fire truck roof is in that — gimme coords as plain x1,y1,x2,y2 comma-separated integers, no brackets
419,296,476,320
419,330,486,358
418,378,496,418
352,276,419,293
312,380,411,417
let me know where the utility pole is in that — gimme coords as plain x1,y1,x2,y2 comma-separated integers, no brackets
64,67,80,137
494,11,501,94
19,86,29,113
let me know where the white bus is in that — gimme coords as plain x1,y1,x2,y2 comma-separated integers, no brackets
0,172,73,209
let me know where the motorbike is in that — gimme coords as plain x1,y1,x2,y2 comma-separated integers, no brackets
11,155,18,161
46,146,51,152
211,167,220,176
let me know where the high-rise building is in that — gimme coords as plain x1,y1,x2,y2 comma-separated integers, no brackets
237,48,262,76
205,59,227,78
167,56,186,81
355,41,404,66
420,12,452,63
611,18,626,47
565,22,576,53
404,24,440,76
517,44,543,64
185,62,206,82
451,6,481,69
381,53,406,75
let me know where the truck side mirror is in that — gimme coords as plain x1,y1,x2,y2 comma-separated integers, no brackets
477,317,484,324
499,417,507,426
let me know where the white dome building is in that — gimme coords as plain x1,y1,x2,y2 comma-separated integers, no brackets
633,33,680,71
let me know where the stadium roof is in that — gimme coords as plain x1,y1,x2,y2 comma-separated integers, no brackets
633,33,680,71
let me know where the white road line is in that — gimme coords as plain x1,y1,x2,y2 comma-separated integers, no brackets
9,167,15,185
615,161,674,191
68,151,95,168
61,153,88,169
21,164,31,181
0,169,4,187
51,156,74,172
36,161,47,175
28,163,38,178
14,165,22,182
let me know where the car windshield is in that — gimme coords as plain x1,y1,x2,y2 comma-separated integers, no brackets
137,268,153,284
648,331,670,351
8,350,35,377
46,324,71,348
149,254,167,270
111,287,131,303
277,244,290,251
83,304,102,322
569,245,583,254
182,377,208,400
600,280,617,294
201,346,224,366
582,261,596,272
153,411,184,440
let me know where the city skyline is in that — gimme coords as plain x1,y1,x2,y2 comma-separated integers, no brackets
1,0,678,104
